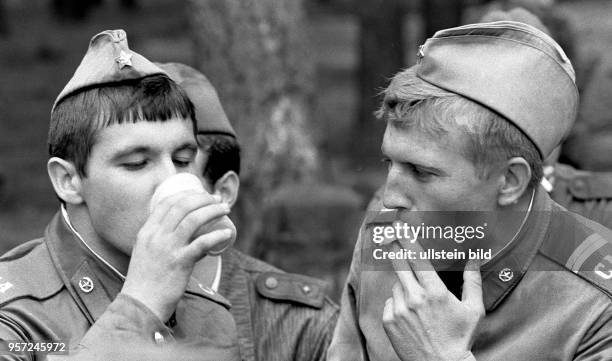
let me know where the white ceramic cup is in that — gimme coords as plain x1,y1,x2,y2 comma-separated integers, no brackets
150,173,235,255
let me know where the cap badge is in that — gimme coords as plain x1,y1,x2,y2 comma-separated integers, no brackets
115,50,133,69
416,45,425,63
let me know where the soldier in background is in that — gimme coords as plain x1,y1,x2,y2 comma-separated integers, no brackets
482,7,612,229
562,53,612,171
158,62,339,361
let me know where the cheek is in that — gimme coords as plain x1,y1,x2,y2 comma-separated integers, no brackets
84,177,155,243
421,177,488,211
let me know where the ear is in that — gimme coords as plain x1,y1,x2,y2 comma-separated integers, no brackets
497,157,532,206
47,157,84,205
211,171,239,208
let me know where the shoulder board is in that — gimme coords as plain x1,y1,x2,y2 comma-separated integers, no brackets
0,239,63,306
255,271,328,309
564,169,612,200
541,208,612,297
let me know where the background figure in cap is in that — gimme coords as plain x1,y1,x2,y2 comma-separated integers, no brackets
0,30,241,360
480,6,612,232
328,21,612,361
157,62,339,361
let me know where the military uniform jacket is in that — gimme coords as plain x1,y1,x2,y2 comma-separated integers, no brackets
551,163,612,229
219,248,339,361
0,212,240,360
328,187,612,361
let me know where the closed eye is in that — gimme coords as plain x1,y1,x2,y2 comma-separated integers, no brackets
173,158,193,168
122,160,148,170
408,163,434,181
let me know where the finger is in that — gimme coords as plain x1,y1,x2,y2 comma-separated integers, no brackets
160,192,222,232
398,240,444,290
382,297,394,324
390,241,445,292
174,203,230,241
391,282,409,314
388,240,418,274
145,189,198,227
182,228,233,262
462,259,484,311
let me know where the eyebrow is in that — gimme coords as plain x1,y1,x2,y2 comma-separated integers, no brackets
173,142,198,154
111,142,198,161
111,146,152,161
380,146,446,176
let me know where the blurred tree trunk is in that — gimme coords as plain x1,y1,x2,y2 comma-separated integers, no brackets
188,0,320,254
51,0,100,21
354,0,406,157
423,0,465,37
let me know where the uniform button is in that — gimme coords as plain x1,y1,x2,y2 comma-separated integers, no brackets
78,277,94,293
265,277,278,289
573,179,586,191
154,331,165,344
498,268,513,282
302,285,312,294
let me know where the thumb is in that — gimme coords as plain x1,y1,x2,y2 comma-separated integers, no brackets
462,259,484,311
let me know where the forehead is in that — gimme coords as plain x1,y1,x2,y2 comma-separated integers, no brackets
92,118,196,156
382,121,464,155
382,121,470,166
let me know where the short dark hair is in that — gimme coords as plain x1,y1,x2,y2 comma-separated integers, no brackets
378,67,543,188
197,134,241,184
48,74,196,177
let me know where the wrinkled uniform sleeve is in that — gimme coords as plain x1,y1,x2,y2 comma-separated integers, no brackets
573,303,612,361
0,312,34,361
45,293,239,361
296,305,338,361
327,226,368,361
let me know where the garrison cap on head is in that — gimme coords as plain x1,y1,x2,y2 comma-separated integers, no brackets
156,62,236,138
52,29,167,111
415,21,578,158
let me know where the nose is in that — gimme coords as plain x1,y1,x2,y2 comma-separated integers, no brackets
154,157,182,186
382,164,413,211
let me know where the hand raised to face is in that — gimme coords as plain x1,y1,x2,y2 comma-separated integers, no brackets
382,241,484,361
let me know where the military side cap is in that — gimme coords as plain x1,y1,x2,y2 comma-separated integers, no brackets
416,21,578,158
53,29,166,111
156,62,236,138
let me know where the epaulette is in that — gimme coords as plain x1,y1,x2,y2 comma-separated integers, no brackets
556,164,612,200
0,239,64,307
540,208,612,297
255,271,328,309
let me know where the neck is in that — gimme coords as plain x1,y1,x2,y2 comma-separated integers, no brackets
481,187,535,263
426,187,536,271
63,204,130,278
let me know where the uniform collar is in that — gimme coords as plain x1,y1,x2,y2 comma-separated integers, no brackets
45,210,230,323
45,211,123,324
480,186,552,311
